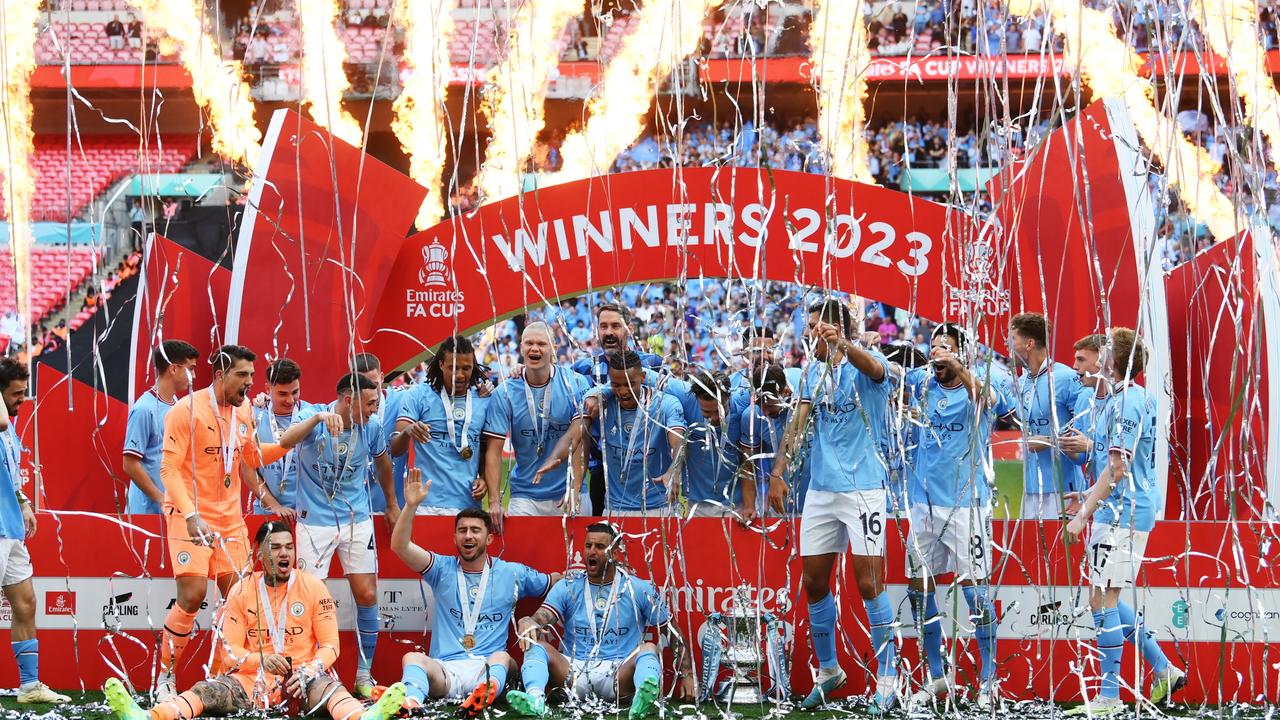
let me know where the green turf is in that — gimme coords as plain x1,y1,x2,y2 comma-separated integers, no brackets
992,460,1022,520
0,689,1245,720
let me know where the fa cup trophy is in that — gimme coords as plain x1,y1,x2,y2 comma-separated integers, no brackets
698,584,791,703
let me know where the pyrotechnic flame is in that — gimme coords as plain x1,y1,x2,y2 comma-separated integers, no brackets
1190,0,1280,176
550,0,726,184
299,0,363,146
475,0,582,201
392,0,457,227
128,0,261,167
810,0,874,183
0,0,40,339
1005,0,1239,241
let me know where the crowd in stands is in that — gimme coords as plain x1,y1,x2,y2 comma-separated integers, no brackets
33,0,1280,69
459,281,954,382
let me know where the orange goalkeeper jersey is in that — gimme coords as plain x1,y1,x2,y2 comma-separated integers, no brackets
161,388,287,528
219,569,340,675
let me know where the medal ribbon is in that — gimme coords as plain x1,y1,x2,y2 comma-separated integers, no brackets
521,368,556,455
208,387,240,483
439,388,474,458
584,569,624,658
256,572,297,655
456,560,491,654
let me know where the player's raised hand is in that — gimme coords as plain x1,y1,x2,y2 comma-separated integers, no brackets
319,412,344,436
403,468,431,507
252,392,269,410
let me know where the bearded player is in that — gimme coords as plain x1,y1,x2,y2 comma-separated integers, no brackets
389,469,558,715
155,345,290,700
505,523,697,719
538,350,686,515
104,521,407,720
766,299,898,713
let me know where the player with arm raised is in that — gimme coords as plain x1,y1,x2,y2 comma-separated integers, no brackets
247,359,306,520
391,336,500,515
505,522,697,719
1062,329,1185,714
104,521,407,720
766,299,898,713
155,345,290,701
123,340,199,514
389,468,560,716
484,322,590,530
278,373,398,696
1006,313,1085,519
537,350,686,516
902,324,1009,709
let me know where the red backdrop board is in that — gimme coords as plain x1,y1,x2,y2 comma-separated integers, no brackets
1164,233,1270,519
27,365,128,514
1,514,1278,705
131,234,232,401
226,112,428,394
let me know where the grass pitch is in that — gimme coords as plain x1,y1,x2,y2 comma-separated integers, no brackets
0,690,1250,720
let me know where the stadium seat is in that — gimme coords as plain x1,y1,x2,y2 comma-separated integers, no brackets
0,135,196,222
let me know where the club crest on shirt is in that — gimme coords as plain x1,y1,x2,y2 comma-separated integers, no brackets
623,423,633,434
594,595,608,611
337,442,350,456
469,585,480,599
291,601,305,617
239,423,249,435
177,551,191,565
937,398,949,410
453,407,466,421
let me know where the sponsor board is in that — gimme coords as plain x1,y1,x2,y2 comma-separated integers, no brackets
10,576,1277,645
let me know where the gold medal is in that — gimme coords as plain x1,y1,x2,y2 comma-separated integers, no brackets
460,447,473,460
224,473,232,488
462,634,476,650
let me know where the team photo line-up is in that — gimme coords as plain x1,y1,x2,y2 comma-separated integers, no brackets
0,298,1178,718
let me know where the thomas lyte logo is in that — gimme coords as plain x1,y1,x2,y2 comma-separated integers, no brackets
406,238,466,319
419,239,450,287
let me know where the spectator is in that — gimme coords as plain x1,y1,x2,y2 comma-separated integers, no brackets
105,15,126,50
127,16,143,50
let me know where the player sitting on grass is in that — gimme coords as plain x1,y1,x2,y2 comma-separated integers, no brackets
389,468,558,717
505,522,696,720
103,521,406,720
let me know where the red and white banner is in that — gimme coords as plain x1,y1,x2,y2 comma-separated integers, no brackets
2,514,1276,704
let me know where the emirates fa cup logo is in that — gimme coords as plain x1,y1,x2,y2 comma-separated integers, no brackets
419,239,450,287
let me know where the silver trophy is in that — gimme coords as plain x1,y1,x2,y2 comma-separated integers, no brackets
698,584,791,704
